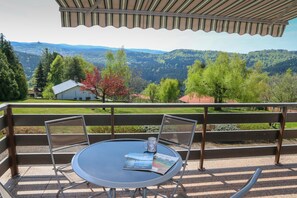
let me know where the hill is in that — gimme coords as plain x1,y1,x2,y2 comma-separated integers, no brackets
11,42,297,83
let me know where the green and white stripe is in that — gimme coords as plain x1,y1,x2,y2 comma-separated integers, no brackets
56,0,297,37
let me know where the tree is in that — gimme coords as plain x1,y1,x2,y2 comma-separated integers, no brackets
184,60,204,95
32,48,58,92
268,69,297,102
47,55,64,85
104,48,131,85
81,68,129,104
42,83,55,99
0,33,27,99
158,78,180,103
239,61,269,102
33,62,46,92
40,48,58,81
129,69,148,93
202,53,231,104
143,83,159,103
64,56,86,81
185,53,232,110
0,51,19,100
185,53,268,110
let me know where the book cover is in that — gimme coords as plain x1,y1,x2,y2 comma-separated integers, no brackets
151,153,179,175
123,152,154,170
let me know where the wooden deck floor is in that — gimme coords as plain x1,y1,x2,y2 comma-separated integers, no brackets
1,154,297,197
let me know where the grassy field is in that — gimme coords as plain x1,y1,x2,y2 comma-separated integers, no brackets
1,99,296,130
1,99,266,114
2,99,207,114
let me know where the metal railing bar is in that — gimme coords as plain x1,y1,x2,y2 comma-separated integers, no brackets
0,116,6,131
0,157,10,176
0,104,8,111
0,137,8,154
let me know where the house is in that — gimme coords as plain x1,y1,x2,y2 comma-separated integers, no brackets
52,80,96,100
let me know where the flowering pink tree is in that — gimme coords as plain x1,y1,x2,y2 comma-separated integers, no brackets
81,68,129,103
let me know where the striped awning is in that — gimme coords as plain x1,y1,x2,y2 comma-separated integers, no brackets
55,0,297,37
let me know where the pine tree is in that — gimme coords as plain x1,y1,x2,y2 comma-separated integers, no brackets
47,55,64,85
64,56,85,81
40,48,58,81
34,62,46,92
0,33,27,99
0,51,19,100
33,48,59,92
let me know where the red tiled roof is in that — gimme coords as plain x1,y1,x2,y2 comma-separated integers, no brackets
179,94,214,103
131,94,149,100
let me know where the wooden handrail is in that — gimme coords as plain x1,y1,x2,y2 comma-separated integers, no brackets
199,107,208,170
0,102,296,178
5,106,18,177
111,107,115,139
7,102,297,108
275,106,288,164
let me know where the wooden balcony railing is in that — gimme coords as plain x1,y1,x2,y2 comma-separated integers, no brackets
0,103,297,178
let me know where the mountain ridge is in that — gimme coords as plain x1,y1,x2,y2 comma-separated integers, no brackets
11,41,297,83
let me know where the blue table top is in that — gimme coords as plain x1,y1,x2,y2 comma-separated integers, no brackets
71,139,182,188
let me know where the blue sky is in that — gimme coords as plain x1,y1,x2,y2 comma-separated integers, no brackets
0,0,297,53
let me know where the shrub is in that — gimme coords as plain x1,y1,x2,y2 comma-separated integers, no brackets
212,124,239,131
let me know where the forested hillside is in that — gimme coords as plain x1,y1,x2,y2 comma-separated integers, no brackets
12,42,297,83
15,51,40,78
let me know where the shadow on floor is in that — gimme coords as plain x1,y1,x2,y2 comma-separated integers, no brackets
2,162,297,197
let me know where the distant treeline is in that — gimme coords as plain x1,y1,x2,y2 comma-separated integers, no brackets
11,42,297,83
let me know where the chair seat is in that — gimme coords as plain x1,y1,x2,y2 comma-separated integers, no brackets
58,163,85,184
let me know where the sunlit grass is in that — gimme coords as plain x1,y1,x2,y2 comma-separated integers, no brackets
3,99,207,114
1,99,296,130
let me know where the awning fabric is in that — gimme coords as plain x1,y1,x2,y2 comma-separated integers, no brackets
56,0,297,37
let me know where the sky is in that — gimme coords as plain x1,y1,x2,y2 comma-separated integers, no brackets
0,0,297,53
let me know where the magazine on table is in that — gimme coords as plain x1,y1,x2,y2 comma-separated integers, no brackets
151,153,179,175
123,152,179,175
123,152,154,170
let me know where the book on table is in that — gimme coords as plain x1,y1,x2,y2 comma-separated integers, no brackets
123,152,179,175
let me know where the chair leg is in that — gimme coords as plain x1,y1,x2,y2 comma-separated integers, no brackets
131,188,141,197
56,188,65,198
179,183,186,193
142,188,147,198
87,182,94,192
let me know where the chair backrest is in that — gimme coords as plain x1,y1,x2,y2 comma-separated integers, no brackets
0,182,13,198
230,168,262,198
158,114,197,161
45,115,90,152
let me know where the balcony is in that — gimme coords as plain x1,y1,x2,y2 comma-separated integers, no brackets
0,102,297,197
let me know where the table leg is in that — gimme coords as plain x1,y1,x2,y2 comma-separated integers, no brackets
142,188,147,198
108,188,116,198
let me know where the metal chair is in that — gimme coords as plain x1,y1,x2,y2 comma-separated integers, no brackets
45,115,99,197
230,168,262,198
0,182,14,198
175,168,262,198
147,114,197,198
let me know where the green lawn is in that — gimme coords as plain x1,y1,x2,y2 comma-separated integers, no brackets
2,99,206,114
1,99,296,130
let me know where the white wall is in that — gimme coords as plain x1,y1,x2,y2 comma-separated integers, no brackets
56,86,96,100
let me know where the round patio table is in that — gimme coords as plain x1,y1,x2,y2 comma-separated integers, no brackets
71,138,182,197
